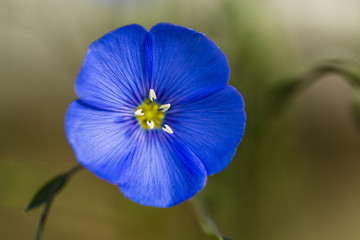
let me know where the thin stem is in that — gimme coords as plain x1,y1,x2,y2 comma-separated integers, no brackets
36,193,54,240
64,164,83,177
190,198,231,240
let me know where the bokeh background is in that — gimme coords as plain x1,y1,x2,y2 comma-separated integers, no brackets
1,0,360,239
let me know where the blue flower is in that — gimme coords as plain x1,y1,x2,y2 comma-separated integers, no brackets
65,23,246,207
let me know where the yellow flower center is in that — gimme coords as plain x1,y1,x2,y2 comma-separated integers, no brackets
134,89,173,134
135,99,165,129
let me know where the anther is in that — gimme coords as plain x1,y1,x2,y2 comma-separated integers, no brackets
135,109,144,116
149,89,156,102
159,104,170,112
162,124,173,134
147,120,154,129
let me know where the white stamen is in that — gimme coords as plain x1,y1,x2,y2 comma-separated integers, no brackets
149,89,156,102
135,109,144,116
159,104,171,112
162,124,173,134
147,120,154,129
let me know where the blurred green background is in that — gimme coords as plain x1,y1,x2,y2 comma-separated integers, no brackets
1,0,360,239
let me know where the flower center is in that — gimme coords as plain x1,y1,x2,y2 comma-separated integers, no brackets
135,99,164,129
134,89,173,134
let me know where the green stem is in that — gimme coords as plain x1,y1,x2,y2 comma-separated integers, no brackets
190,198,232,240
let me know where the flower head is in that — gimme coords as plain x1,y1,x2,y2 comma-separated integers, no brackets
65,23,246,207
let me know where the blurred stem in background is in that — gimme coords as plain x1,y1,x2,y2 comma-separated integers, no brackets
266,60,360,116
266,60,360,124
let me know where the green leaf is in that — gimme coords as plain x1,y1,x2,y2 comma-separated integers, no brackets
25,174,68,212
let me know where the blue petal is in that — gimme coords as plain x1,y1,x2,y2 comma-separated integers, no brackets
65,100,140,184
118,133,207,207
165,86,246,175
144,23,229,104
76,24,148,111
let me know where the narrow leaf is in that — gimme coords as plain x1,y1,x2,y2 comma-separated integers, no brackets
25,174,67,212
